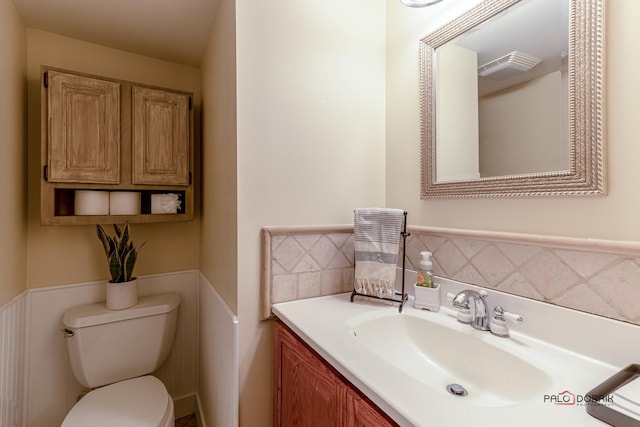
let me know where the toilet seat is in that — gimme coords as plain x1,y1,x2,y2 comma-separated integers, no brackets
62,375,173,427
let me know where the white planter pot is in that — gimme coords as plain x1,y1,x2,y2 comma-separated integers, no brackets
106,279,138,310
414,283,440,312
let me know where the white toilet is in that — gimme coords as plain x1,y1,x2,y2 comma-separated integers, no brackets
60,293,181,427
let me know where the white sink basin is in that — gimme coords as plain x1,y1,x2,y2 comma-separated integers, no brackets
346,311,553,407
272,286,634,426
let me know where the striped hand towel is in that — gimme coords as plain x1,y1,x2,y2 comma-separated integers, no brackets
353,208,405,299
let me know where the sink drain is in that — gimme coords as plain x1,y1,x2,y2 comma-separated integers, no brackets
446,383,468,397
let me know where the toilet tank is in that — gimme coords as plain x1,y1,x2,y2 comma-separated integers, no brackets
62,293,181,389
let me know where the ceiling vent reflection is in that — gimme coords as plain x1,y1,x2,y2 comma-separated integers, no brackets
477,51,541,79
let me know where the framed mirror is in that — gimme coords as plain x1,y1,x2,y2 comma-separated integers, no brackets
420,0,605,198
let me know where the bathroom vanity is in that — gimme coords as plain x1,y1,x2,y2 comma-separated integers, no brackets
272,279,640,426
274,320,397,426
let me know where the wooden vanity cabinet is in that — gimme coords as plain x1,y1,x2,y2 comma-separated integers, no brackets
41,67,194,225
345,388,398,427
274,320,397,427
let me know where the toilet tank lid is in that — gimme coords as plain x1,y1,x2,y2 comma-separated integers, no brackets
63,292,181,329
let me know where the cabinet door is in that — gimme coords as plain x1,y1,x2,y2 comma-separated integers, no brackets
47,71,120,183
132,86,190,185
275,322,344,426
346,388,397,427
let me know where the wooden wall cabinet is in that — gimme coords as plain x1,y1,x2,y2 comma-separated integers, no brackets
47,71,121,184
274,320,397,427
132,86,190,186
41,67,195,225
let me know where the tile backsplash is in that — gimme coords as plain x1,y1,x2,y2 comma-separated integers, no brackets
261,225,640,326
261,227,355,319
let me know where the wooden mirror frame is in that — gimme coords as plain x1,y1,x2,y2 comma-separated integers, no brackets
420,0,605,198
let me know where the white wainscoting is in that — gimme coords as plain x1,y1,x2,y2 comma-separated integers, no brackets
25,270,199,427
0,292,26,427
198,272,239,427
2,269,239,427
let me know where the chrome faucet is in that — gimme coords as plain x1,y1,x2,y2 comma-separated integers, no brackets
451,290,490,331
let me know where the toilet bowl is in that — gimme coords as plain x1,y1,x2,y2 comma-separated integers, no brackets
60,293,181,427
62,376,174,427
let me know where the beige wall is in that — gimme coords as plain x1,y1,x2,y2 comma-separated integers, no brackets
436,43,479,181
235,0,386,424
479,71,567,177
25,29,202,288
200,0,238,314
0,0,27,306
387,0,640,242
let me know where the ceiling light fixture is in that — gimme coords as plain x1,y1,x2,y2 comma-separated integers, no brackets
400,0,444,7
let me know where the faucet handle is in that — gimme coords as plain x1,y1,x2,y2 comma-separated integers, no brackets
446,292,473,324
490,306,523,337
503,310,523,325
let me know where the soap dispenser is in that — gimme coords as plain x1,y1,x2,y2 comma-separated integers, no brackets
416,251,434,288
414,251,440,311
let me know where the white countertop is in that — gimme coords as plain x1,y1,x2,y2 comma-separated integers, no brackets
272,280,640,427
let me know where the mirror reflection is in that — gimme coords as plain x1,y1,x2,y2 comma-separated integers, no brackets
420,0,605,198
435,0,569,182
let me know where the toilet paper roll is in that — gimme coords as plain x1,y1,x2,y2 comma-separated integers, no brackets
109,192,141,215
74,190,110,216
151,193,182,214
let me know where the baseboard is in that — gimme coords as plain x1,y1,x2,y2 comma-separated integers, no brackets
174,393,197,419
174,392,206,426
195,392,207,427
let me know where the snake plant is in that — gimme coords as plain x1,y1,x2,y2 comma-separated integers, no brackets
96,223,146,283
